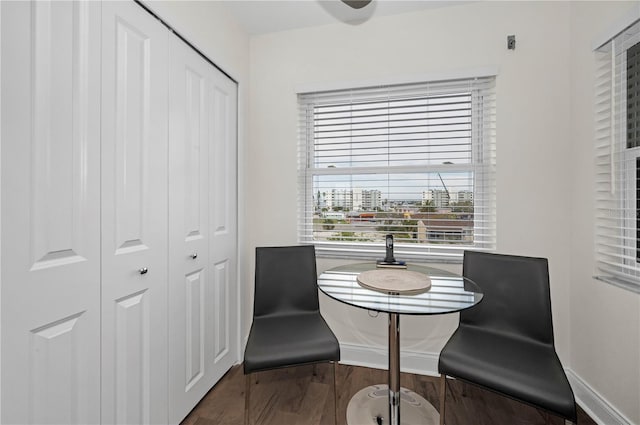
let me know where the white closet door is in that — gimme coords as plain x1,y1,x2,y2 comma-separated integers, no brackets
168,35,239,423
0,2,102,424
168,35,213,423
208,65,239,384
100,2,169,424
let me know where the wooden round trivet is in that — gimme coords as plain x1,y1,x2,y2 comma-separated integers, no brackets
356,269,431,295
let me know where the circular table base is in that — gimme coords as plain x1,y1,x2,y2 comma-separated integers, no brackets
346,384,439,425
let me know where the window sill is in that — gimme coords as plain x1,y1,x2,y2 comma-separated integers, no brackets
594,275,640,294
311,242,472,264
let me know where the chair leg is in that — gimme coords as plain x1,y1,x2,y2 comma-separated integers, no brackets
245,373,251,425
333,361,339,425
439,374,447,425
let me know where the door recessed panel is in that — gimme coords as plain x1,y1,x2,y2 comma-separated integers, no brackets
113,19,151,255
213,261,229,361
185,269,205,390
211,86,229,236
30,1,93,270
29,312,84,424
184,68,205,241
114,290,150,425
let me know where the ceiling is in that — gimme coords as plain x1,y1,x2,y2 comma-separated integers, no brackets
221,0,466,36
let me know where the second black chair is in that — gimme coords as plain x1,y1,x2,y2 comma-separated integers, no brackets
438,251,576,425
243,245,340,425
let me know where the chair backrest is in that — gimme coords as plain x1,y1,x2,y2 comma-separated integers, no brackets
253,245,320,318
461,251,555,346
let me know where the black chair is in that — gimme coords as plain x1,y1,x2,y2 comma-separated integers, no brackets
243,245,340,425
438,251,576,425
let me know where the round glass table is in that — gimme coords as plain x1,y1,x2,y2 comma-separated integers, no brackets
317,263,483,425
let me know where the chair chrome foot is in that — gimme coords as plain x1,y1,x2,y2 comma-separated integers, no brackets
333,361,339,425
439,375,446,425
245,373,251,425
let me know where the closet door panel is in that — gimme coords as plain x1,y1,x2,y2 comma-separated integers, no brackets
101,2,168,424
0,1,101,423
209,71,239,382
168,34,212,424
185,269,205,389
212,260,230,361
113,290,151,425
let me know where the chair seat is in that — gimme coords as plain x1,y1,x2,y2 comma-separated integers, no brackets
439,326,576,421
244,312,340,374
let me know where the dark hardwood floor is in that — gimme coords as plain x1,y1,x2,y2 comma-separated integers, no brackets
181,363,596,425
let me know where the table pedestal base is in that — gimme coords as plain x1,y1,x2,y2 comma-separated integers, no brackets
346,384,439,425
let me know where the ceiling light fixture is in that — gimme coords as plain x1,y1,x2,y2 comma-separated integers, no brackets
341,0,373,9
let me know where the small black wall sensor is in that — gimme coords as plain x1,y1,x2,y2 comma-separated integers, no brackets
507,35,516,50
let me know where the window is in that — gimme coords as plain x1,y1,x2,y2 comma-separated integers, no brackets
594,18,640,293
297,77,496,262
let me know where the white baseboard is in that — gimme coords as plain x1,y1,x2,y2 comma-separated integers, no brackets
565,369,635,425
339,343,635,425
339,342,439,376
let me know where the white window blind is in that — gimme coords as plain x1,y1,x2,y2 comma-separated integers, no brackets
594,19,640,293
297,77,496,262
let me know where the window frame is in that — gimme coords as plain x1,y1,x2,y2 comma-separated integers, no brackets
594,17,640,294
297,76,496,263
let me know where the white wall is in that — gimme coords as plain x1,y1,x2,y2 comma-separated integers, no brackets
570,2,640,424
248,0,572,363
247,1,640,423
